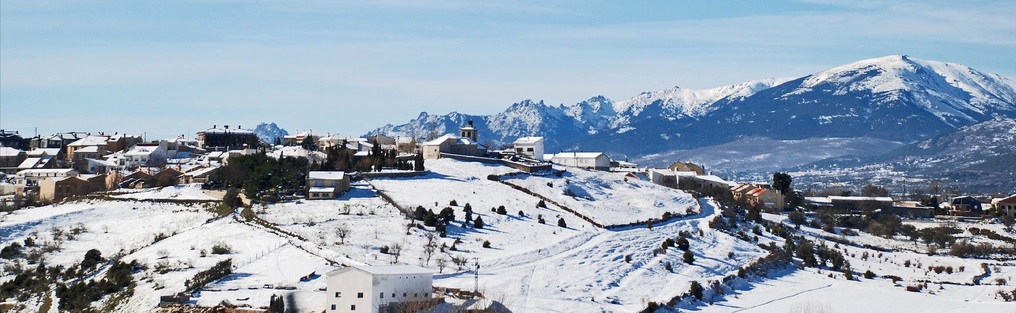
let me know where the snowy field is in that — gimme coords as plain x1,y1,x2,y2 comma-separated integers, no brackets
501,164,699,226
112,184,219,201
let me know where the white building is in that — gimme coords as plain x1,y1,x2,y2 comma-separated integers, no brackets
549,152,611,170
307,171,351,199
15,168,79,186
120,144,167,168
512,137,544,160
325,265,433,313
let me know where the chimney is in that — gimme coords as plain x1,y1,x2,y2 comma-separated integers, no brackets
213,125,216,129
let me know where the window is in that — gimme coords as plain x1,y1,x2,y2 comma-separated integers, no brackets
330,304,335,310
403,293,407,297
357,292,363,298
335,292,341,298
414,293,418,297
380,292,384,298
392,293,395,297
351,305,356,311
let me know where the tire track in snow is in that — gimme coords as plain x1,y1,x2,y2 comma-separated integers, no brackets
730,284,832,312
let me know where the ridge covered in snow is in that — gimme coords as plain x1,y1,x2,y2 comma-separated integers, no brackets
369,55,1016,157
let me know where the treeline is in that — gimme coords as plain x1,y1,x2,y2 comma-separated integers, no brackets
208,153,309,203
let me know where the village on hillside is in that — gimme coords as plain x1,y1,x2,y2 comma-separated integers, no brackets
1,123,1015,313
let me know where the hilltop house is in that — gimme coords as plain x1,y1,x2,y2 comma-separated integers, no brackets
395,136,417,154
806,196,894,214
420,121,487,160
0,130,28,150
996,195,1016,218
325,265,433,313
550,152,611,170
949,196,983,216
512,137,545,160
15,168,80,186
307,171,351,199
39,176,90,202
668,161,705,175
0,146,27,174
121,144,168,168
731,183,784,210
197,125,261,151
66,135,110,162
649,169,692,188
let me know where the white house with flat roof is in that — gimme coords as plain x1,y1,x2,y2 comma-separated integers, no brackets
307,171,351,199
512,137,544,160
325,265,433,313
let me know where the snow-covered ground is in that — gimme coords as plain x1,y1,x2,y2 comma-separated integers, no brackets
2,159,1014,312
112,184,219,201
500,163,699,226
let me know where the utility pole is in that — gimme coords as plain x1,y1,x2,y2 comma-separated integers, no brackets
473,258,480,296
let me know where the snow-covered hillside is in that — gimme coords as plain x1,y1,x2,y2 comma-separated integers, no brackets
3,159,1014,312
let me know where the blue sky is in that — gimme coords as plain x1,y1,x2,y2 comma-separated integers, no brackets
2,0,1015,140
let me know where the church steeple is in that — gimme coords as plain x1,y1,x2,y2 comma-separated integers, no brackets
459,120,477,141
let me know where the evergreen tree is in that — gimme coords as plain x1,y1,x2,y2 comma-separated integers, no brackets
424,210,437,227
689,281,704,300
474,216,485,229
557,218,567,228
439,207,455,224
414,206,427,221
301,135,317,151
414,153,425,171
683,250,695,264
269,294,285,313
772,172,793,195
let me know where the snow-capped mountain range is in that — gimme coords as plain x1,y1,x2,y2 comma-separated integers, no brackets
368,55,1016,159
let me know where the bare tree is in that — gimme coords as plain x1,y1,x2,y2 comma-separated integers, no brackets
423,233,437,265
335,224,351,245
436,257,448,273
451,255,468,271
391,243,404,264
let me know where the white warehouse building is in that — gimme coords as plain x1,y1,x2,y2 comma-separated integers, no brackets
549,152,611,171
325,265,433,313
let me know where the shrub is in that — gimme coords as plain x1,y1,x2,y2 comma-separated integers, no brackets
625,255,632,263
474,217,485,229
211,243,232,255
689,281,704,300
0,242,22,259
496,206,507,215
185,259,231,291
518,210,525,217
676,237,690,251
864,270,876,279
557,218,567,228
538,215,546,224
380,246,390,254
536,200,546,208
482,240,491,248
664,262,673,272
683,250,695,264
81,249,103,270
450,200,458,206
